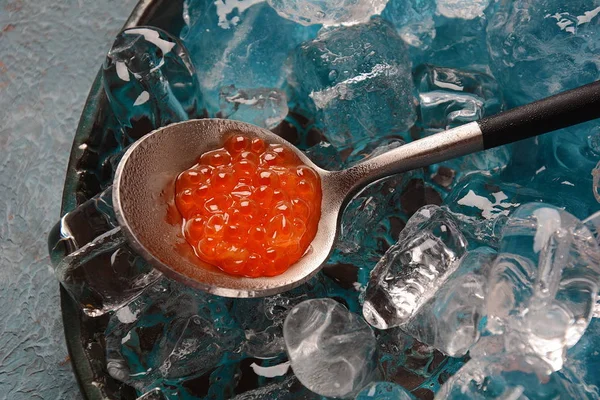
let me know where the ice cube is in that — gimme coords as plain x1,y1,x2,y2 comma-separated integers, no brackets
103,27,202,140
105,277,237,391
436,0,490,20
435,353,590,399
380,0,437,49
343,136,405,167
418,15,489,70
587,126,600,155
527,124,600,211
182,1,318,110
362,205,468,330
218,85,288,129
288,18,416,148
48,186,163,317
333,170,438,276
415,64,504,132
304,140,344,170
284,298,378,398
442,172,597,247
415,64,509,179
485,203,600,370
267,0,389,26
158,314,226,380
232,275,329,358
53,227,161,317
355,381,414,399
48,187,117,261
487,0,600,106
402,247,496,357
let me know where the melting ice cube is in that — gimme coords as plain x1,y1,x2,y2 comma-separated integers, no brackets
284,298,378,398
268,0,389,26
362,205,468,330
486,203,600,370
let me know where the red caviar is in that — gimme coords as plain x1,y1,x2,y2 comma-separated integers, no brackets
174,132,322,278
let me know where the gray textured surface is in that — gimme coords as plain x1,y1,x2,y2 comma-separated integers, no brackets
0,1,136,398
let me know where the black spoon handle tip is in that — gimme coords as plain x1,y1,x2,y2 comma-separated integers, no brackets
478,80,600,150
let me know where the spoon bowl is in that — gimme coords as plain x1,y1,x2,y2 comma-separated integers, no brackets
114,119,346,297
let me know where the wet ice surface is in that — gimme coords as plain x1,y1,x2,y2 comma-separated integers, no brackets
284,299,378,398
288,18,416,148
362,205,468,330
219,86,288,129
415,65,504,132
402,247,496,357
487,0,600,106
267,0,389,26
103,27,202,139
415,64,510,182
485,203,600,371
45,0,600,398
436,0,490,20
434,353,591,400
182,1,318,111
380,0,436,49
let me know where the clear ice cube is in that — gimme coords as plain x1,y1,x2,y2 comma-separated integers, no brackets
218,85,288,129
182,1,318,110
415,64,504,132
333,169,439,276
158,314,225,380
435,353,590,399
288,18,416,148
418,15,489,70
105,277,237,391
380,0,437,49
436,0,490,20
344,136,405,167
403,247,496,357
304,140,344,170
362,205,468,330
415,64,509,179
53,227,161,317
267,0,389,26
232,275,329,358
48,187,162,317
442,172,598,247
355,381,414,399
284,298,378,398
49,187,117,261
486,203,600,370
103,27,202,139
487,0,600,106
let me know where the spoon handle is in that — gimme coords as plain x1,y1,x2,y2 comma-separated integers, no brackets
336,80,600,195
479,80,600,149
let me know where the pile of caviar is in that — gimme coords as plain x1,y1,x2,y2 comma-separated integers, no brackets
174,132,322,278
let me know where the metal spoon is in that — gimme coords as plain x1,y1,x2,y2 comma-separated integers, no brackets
113,80,600,298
